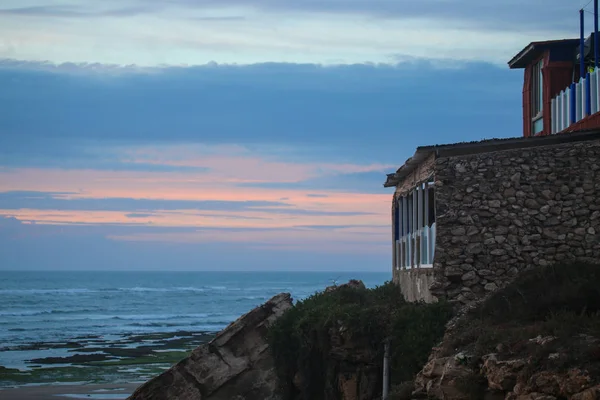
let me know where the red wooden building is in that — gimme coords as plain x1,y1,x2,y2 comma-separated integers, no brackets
509,33,600,137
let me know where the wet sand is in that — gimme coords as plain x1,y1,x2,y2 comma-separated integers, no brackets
0,383,140,400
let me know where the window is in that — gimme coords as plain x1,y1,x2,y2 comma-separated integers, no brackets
532,59,544,134
393,179,436,270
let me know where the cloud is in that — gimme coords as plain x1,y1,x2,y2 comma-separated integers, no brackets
0,215,391,270
0,5,149,18
0,61,522,169
143,0,576,31
0,191,290,212
125,213,156,218
0,0,578,65
0,1,577,31
0,58,525,270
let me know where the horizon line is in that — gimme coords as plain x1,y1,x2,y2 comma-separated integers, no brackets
0,269,391,273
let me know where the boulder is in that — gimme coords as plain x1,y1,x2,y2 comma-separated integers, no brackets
325,279,366,293
413,355,473,400
127,293,293,400
481,353,526,392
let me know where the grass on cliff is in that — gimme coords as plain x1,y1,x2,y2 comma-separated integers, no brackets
444,261,600,376
268,282,453,400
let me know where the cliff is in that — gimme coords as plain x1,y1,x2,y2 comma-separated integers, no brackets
127,262,600,400
408,261,600,400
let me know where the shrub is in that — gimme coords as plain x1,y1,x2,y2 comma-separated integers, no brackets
443,261,600,370
474,261,600,324
268,282,453,400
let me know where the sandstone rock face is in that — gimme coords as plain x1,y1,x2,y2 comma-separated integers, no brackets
128,293,292,400
414,346,600,400
412,355,472,400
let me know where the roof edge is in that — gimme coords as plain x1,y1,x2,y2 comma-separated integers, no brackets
508,39,579,69
383,129,600,188
508,43,535,69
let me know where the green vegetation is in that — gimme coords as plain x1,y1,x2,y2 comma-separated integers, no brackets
268,282,453,400
445,262,600,353
444,261,600,376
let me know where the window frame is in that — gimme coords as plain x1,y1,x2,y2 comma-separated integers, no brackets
531,59,544,134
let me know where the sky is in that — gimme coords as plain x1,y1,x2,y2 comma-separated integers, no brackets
0,0,589,271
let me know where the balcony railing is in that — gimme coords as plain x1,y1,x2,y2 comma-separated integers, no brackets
552,68,600,133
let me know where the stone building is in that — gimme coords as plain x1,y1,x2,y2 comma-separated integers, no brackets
384,130,600,304
385,27,600,304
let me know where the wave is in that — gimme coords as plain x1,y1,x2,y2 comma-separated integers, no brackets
0,288,94,295
235,296,269,302
31,313,238,324
110,313,211,321
0,308,99,317
0,286,226,295
121,286,209,293
128,322,189,328
0,285,299,296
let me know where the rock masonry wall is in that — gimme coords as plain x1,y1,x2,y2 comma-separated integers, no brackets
430,139,600,304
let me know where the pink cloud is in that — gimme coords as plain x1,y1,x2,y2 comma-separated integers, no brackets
0,144,393,253
117,144,394,183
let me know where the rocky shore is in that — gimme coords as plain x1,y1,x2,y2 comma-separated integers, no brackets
0,330,214,388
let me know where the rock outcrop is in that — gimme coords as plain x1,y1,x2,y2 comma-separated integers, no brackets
414,350,600,400
408,261,600,400
324,279,366,293
412,331,600,400
128,293,293,400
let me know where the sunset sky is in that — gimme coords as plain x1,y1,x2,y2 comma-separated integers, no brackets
0,0,585,271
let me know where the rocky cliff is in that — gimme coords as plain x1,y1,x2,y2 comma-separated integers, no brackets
128,292,292,400
405,262,600,400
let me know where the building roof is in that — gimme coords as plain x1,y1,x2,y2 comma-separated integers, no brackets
383,129,600,188
508,38,579,69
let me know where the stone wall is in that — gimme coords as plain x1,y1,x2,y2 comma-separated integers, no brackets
394,153,435,196
396,269,437,303
430,139,600,304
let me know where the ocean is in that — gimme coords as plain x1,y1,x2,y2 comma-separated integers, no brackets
0,270,390,386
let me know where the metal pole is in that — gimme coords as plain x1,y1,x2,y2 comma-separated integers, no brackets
571,83,577,124
382,339,390,400
581,9,586,80
587,72,592,116
595,0,599,69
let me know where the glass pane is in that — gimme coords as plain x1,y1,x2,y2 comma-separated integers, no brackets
533,117,544,134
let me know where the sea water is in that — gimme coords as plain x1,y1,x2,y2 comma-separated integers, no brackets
0,271,390,369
